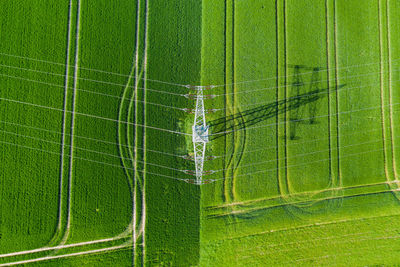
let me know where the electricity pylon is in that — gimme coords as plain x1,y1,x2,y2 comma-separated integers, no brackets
183,85,215,185
192,86,209,185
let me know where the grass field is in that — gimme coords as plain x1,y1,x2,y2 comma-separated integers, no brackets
0,0,399,266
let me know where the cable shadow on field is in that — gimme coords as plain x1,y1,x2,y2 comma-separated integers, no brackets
209,84,345,140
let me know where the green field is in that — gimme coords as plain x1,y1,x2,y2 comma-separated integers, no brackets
0,0,399,266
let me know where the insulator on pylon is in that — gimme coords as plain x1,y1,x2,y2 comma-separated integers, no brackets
181,155,216,161
184,93,216,100
182,108,194,114
182,170,215,176
181,155,194,160
184,179,216,185
182,170,196,175
184,93,196,99
185,85,215,90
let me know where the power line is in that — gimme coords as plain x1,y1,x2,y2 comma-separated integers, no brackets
2,68,396,115
2,51,398,92
0,105,390,175
0,128,185,173
213,123,395,159
212,67,399,98
0,139,190,182
211,140,400,181
0,63,185,97
0,82,392,161
0,119,185,158
0,96,189,136
209,76,399,113
4,55,398,114
211,57,400,88
210,102,400,136
0,51,188,88
0,73,185,111
213,134,394,173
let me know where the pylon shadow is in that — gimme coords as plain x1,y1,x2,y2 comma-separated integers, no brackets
208,85,345,140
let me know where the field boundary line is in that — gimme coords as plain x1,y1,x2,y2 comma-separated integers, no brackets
378,0,392,184
274,0,281,196
0,245,131,267
223,0,234,203
221,0,228,203
276,0,289,196
141,0,150,264
325,0,333,187
0,237,124,258
386,0,398,179
54,0,74,246
61,0,81,245
333,0,342,187
132,0,141,263
230,0,237,202
132,0,142,262
283,0,291,194
325,0,338,189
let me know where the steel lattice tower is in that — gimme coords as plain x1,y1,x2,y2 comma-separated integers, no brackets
192,86,209,185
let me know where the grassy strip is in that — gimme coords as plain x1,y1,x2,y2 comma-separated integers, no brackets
388,0,400,177
378,0,395,184
326,0,340,189
144,1,201,265
276,0,290,196
133,0,148,264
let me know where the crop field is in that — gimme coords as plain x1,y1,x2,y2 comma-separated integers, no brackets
0,0,399,266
